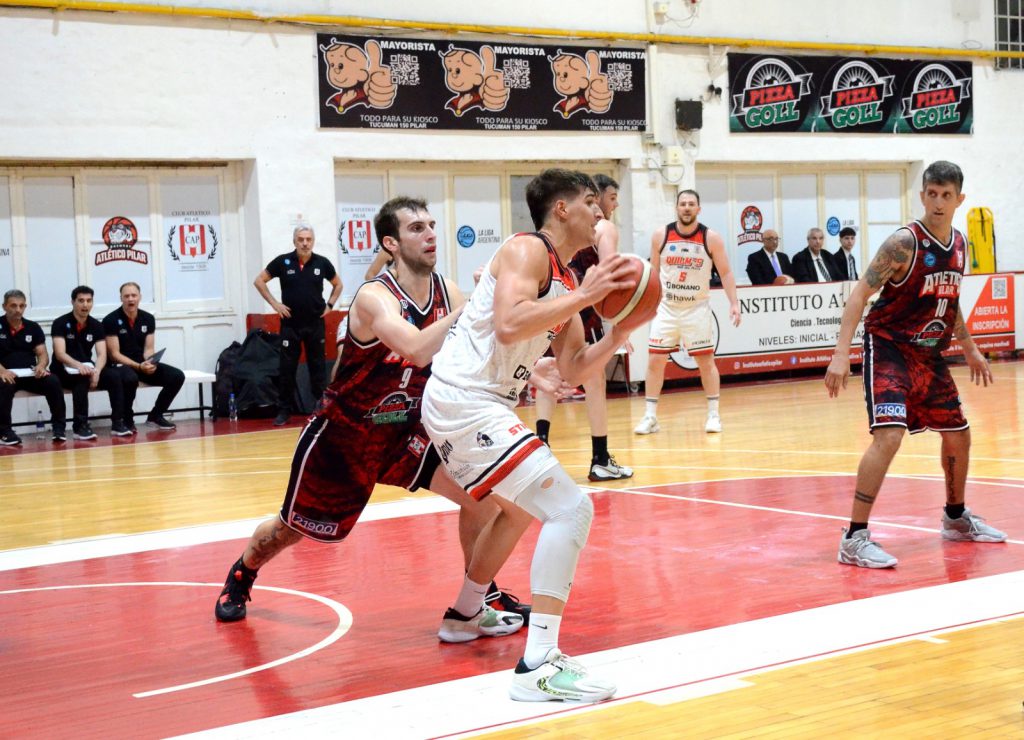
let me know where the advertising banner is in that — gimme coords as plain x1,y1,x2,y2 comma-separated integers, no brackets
728,53,972,135
317,34,646,132
663,274,1014,381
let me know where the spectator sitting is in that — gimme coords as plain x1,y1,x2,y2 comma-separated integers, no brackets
746,230,795,285
833,226,859,281
792,227,840,283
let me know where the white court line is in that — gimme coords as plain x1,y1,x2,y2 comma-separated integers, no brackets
170,570,1024,740
0,581,352,697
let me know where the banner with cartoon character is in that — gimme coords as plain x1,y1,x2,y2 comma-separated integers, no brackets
728,53,972,134
317,34,646,132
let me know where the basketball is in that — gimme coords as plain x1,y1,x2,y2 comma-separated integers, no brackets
594,254,661,331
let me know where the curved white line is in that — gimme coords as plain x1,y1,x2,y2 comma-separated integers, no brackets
0,581,352,698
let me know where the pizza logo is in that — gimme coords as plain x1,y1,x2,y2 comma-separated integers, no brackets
901,63,971,131
96,217,148,266
732,58,812,128
820,61,894,129
366,391,419,425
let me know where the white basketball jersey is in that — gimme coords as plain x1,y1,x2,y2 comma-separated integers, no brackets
659,222,713,306
430,233,576,407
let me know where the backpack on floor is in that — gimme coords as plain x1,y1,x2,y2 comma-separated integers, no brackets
213,340,243,419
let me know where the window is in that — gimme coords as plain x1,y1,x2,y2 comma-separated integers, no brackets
995,0,1023,70
696,165,907,284
0,166,238,318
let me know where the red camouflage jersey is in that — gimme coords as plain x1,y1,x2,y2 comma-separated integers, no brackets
865,220,967,352
324,270,452,426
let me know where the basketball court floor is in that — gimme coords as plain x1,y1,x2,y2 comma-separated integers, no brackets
4,360,1024,738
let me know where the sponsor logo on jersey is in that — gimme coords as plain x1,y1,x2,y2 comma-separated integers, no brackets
290,512,339,537
439,439,454,465
911,319,948,347
665,255,704,268
923,252,936,267
874,402,907,418
366,391,420,424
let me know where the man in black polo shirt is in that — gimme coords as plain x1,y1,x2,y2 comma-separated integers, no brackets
254,224,342,426
0,289,66,445
51,285,138,439
102,282,185,431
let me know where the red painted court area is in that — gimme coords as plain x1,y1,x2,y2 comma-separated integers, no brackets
4,475,1022,738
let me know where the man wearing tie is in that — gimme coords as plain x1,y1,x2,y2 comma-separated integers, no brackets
833,226,859,281
792,227,839,283
746,229,795,285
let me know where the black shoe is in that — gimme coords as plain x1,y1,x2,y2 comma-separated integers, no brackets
215,557,258,622
146,415,176,431
485,582,531,626
111,422,133,437
1,429,23,446
52,429,67,443
273,411,290,426
127,422,138,435
73,424,97,441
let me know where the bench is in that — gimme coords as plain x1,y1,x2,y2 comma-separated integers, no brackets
11,369,217,427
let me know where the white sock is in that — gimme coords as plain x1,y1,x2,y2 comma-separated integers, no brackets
645,398,659,417
452,575,489,618
707,396,720,416
523,613,562,669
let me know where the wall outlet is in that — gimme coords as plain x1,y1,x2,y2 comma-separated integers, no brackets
664,145,684,166
653,1,670,16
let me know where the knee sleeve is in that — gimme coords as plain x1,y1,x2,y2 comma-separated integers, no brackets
514,465,594,603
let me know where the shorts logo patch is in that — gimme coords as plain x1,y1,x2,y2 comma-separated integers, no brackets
476,432,494,448
439,439,453,465
291,512,339,537
407,434,427,457
366,391,420,425
874,402,907,418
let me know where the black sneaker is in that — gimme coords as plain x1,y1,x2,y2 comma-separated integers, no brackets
146,415,176,431
273,410,290,426
215,557,258,622
52,429,67,443
73,424,98,441
111,422,133,437
127,422,138,435
485,582,531,626
1,429,23,446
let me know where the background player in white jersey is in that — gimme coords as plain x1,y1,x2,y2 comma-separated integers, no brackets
635,189,741,435
533,173,633,482
423,169,638,703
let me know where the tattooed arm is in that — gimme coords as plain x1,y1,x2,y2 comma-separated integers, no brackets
825,229,914,397
954,305,993,387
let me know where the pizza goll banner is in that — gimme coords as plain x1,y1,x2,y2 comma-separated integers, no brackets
317,34,646,132
728,53,972,134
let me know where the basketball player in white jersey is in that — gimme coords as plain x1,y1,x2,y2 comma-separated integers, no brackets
533,173,633,481
423,169,636,702
634,189,741,435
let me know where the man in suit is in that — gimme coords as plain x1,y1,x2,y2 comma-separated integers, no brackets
792,227,839,283
746,229,794,285
832,226,859,281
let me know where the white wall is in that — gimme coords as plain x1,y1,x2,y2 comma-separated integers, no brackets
1,1,1021,390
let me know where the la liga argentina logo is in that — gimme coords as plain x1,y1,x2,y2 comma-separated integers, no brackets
901,63,971,131
820,61,894,129
732,58,812,128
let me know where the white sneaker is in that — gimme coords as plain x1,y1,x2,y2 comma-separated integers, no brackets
941,508,1007,542
510,649,616,703
705,413,722,433
634,415,660,435
438,605,524,643
588,456,634,482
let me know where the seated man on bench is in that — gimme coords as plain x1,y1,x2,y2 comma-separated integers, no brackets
102,282,184,432
0,289,66,445
51,285,138,439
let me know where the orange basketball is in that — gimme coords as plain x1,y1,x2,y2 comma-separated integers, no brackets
594,254,661,332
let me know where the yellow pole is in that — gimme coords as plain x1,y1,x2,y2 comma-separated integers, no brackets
3,0,1024,61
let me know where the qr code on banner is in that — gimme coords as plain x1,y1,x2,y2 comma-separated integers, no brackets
606,63,633,92
502,59,531,89
993,276,1008,299
389,54,420,86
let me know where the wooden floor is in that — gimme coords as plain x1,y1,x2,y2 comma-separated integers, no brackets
3,358,1024,737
